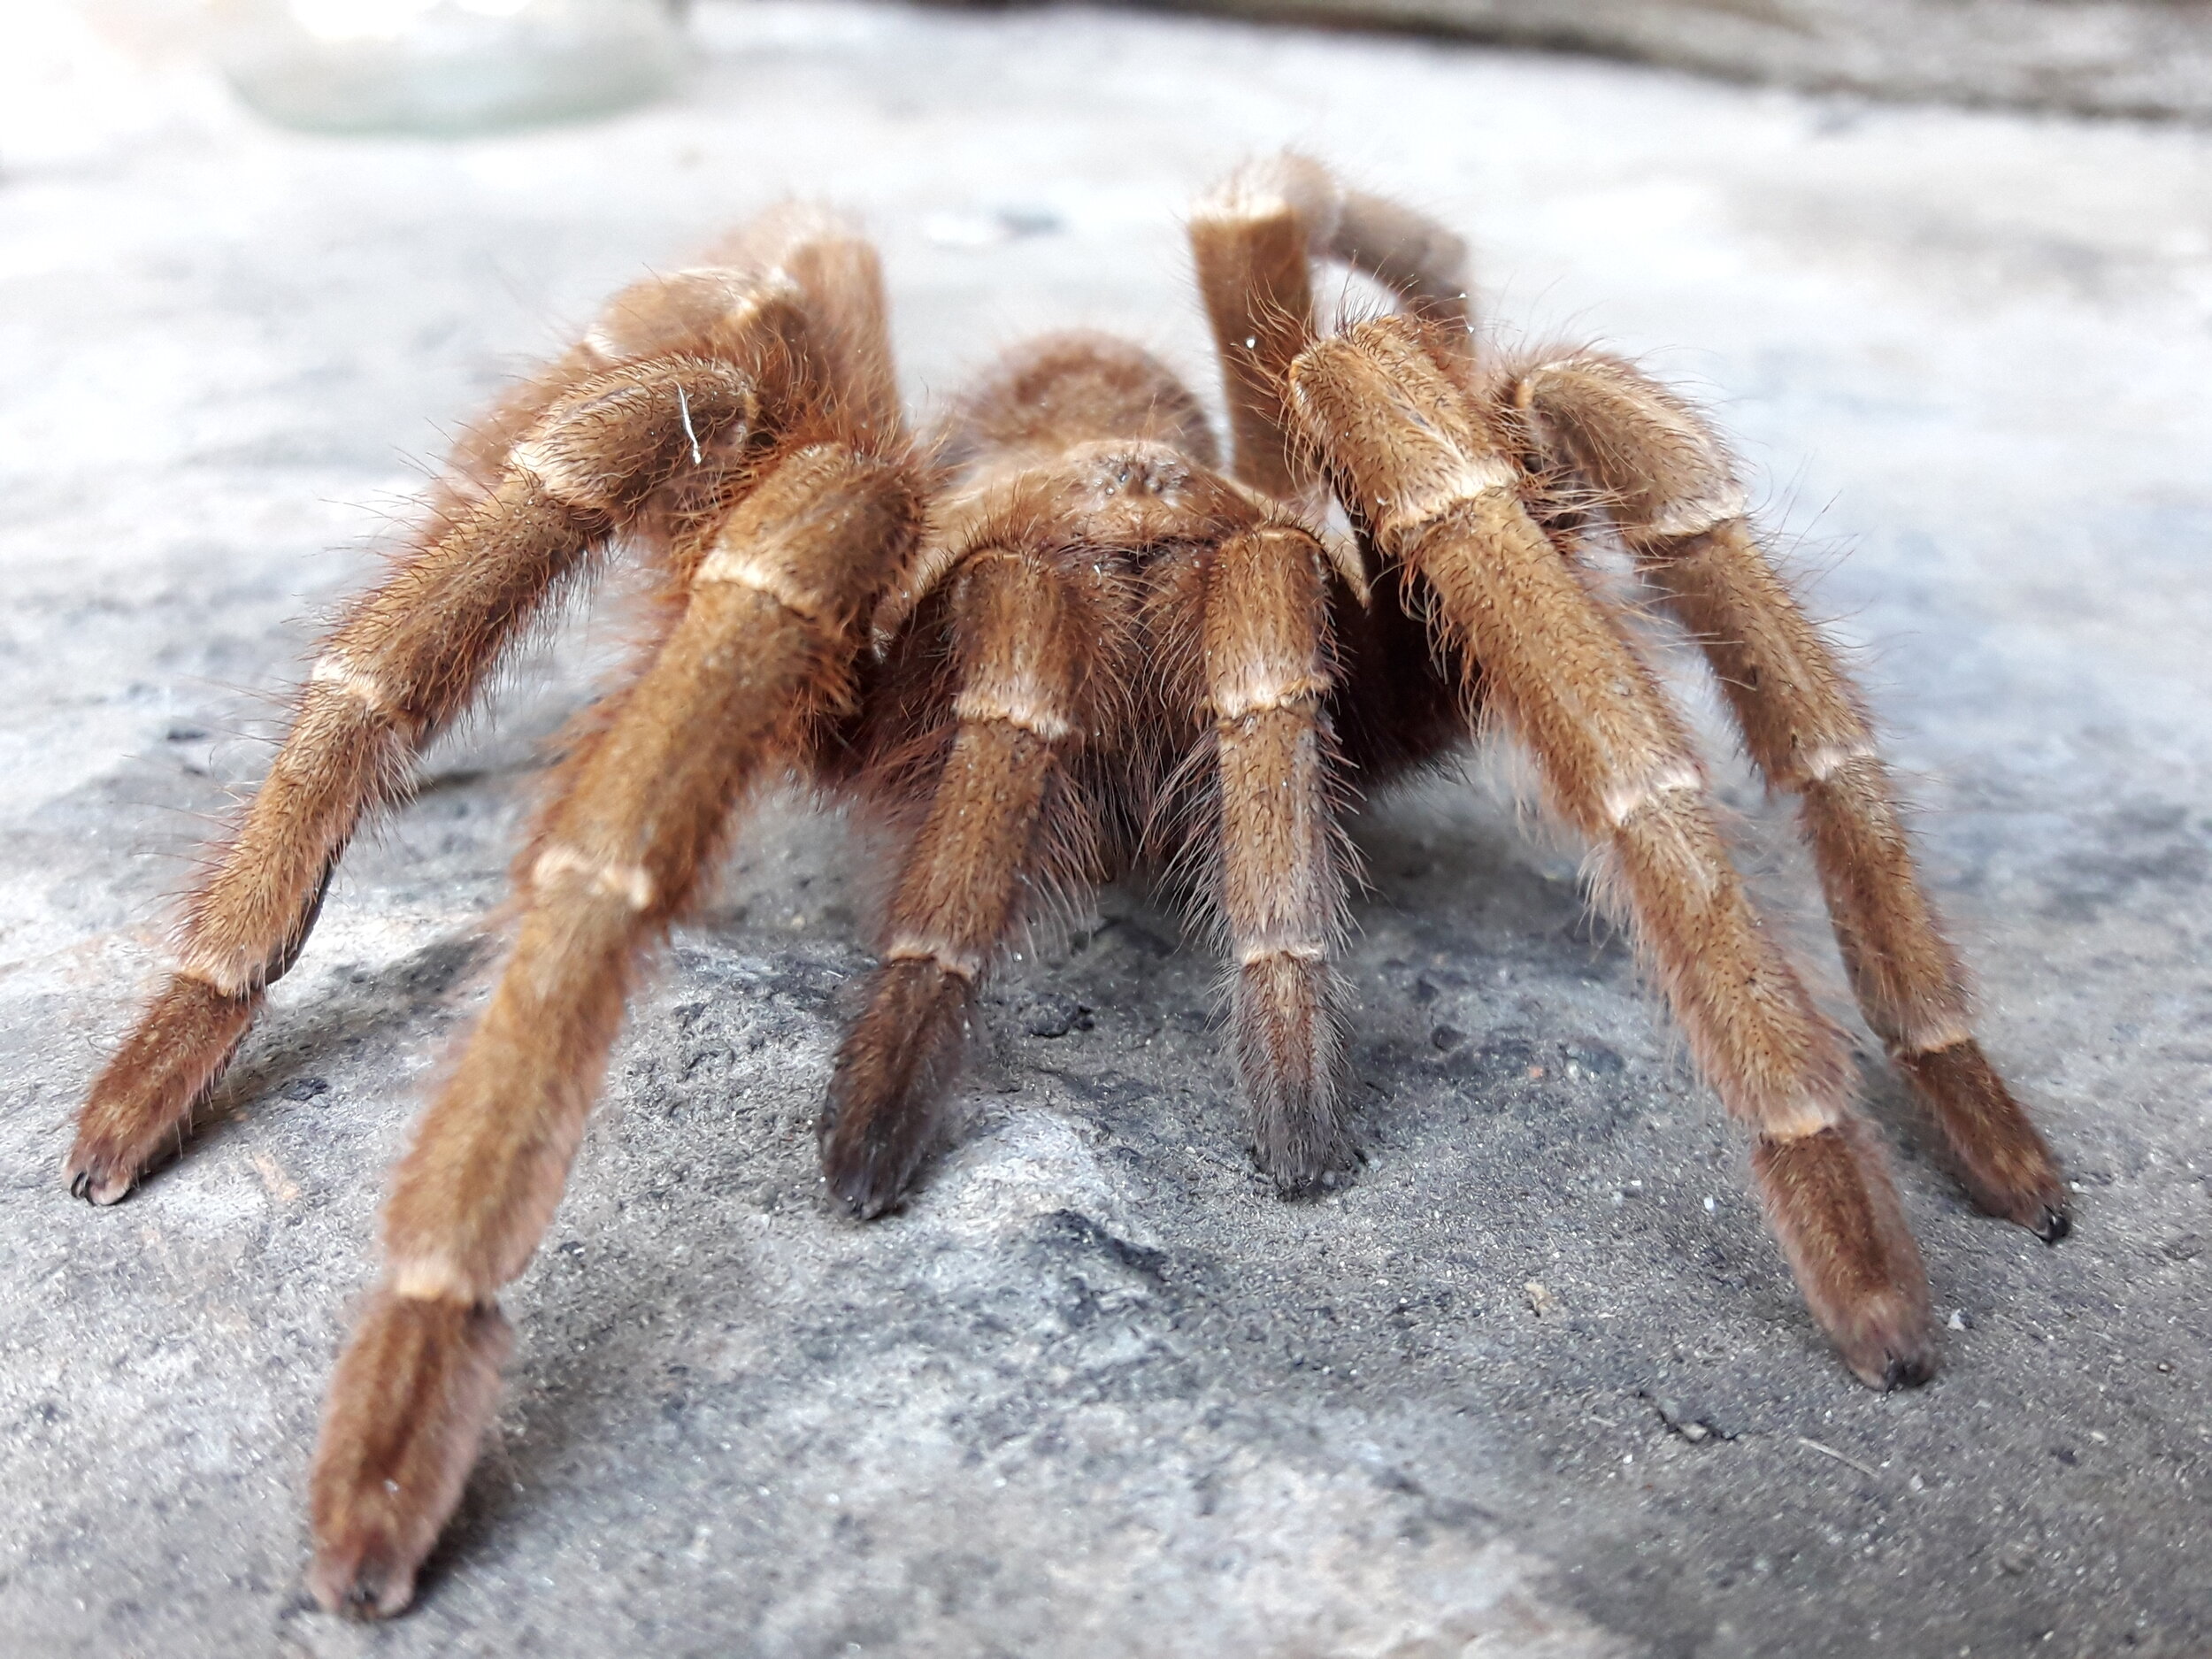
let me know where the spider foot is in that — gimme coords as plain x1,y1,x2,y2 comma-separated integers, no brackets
1233,951,1357,1200
1878,1344,1937,1393
1893,1040,2071,1244
64,1149,136,1208
307,1535,421,1623
819,1129,931,1222
1958,1166,2072,1244
1825,1277,1940,1392
1753,1120,1938,1390
66,976,257,1205
307,1291,511,1620
818,961,973,1221
1256,1123,1362,1201
1966,1168,2074,1242
1839,1294,1939,1394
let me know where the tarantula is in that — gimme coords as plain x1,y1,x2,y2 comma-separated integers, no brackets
65,157,2067,1617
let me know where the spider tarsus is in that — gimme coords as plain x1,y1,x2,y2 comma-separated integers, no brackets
1256,1124,1362,1202
1965,1178,2074,1241
67,974,257,1207
1840,1302,1940,1393
818,1105,934,1220
66,1119,164,1204
1960,1177,2074,1241
818,961,974,1220
1268,1166,1352,1202
818,1110,933,1221
1233,949,1356,1203
822,1155,916,1222
1751,1120,1937,1390
308,1540,418,1623
1892,1038,2070,1240
308,1291,511,1621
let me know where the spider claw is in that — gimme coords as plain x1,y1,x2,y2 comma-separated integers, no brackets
1881,1348,1936,1392
1257,1125,1363,1201
822,1148,920,1222
65,1151,134,1206
1970,1179,2074,1242
307,1540,419,1621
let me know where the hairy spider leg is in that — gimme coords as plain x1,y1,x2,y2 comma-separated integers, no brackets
304,1291,511,1620
1189,162,1327,502
1188,153,1475,505
825,331,1213,1215
700,202,903,449
65,347,774,1206
61,195,916,1209
1514,355,2070,1240
827,327,1373,1209
309,437,922,1617
822,534,1104,1215
1202,522,1360,1190
1327,184,1475,342
1289,316,1935,1389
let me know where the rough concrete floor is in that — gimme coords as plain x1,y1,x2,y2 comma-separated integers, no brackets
3,4,2209,1655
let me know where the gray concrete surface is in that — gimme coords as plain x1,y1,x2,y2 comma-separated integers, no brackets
1184,0,2212,123
4,4,2210,1655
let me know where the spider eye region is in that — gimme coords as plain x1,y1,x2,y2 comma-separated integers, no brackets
1041,439,1209,554
1069,439,1191,503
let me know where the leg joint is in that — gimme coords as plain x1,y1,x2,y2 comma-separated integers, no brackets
952,688,1077,743
1601,762,1703,828
1210,672,1329,724
309,652,402,718
885,937,983,980
694,545,836,626
388,1256,486,1304
530,845,657,911
1240,941,1329,968
1750,1096,1847,1143
173,954,253,998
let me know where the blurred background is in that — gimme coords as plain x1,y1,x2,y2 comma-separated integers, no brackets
31,0,2212,134
4,4,2210,1657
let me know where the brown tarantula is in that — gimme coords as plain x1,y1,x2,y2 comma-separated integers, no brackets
65,157,2068,1617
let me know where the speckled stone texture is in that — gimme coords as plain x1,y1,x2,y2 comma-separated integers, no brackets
1180,0,2212,122
2,4,2208,1656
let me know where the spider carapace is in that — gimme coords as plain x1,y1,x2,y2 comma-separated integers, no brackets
63,157,2068,1617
